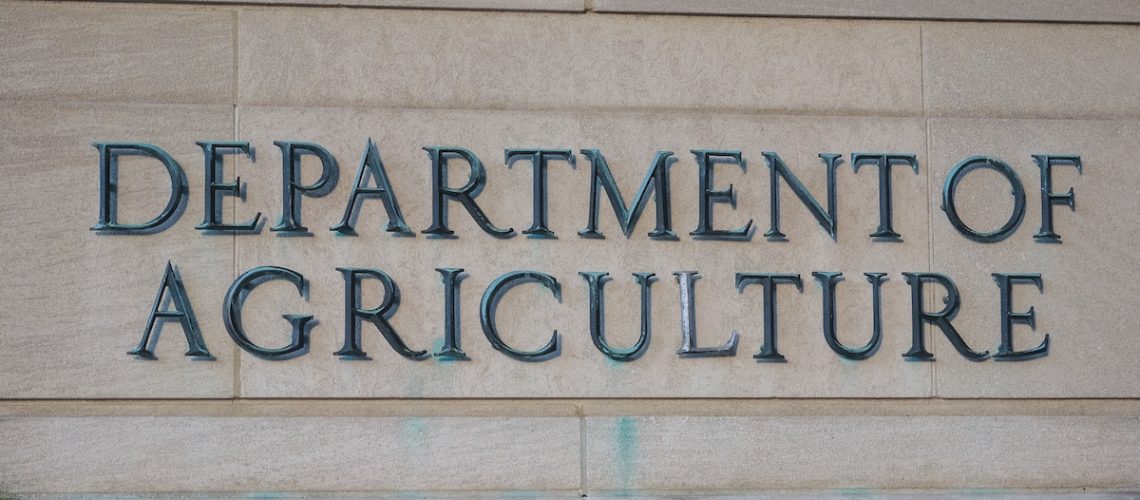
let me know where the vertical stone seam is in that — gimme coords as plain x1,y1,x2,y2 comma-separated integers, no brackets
920,23,938,398
925,117,937,397
231,7,242,400
919,23,928,118
579,408,588,497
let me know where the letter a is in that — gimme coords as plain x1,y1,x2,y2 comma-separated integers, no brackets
129,261,211,359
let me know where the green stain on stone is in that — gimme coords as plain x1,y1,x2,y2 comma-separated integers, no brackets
604,355,622,369
403,417,428,452
615,417,639,490
430,337,466,364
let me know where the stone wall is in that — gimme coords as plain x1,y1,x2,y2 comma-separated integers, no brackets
2,1,1139,496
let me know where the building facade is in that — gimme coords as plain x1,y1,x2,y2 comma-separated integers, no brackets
2,0,1140,497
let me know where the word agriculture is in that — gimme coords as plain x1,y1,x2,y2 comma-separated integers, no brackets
133,264,1049,364
92,140,1083,243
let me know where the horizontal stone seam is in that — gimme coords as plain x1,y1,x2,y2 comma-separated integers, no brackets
0,490,589,497
7,99,1140,123
0,98,920,119
11,0,1140,25
582,488,1140,497
9,0,586,12
7,489,1140,498
4,399,1140,416
6,398,1140,403
590,11,1140,26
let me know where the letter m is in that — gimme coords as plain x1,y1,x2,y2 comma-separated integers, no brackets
578,149,676,239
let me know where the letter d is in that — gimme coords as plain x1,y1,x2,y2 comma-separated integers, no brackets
92,142,188,234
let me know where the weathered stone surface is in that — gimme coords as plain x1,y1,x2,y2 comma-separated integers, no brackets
237,9,921,115
0,101,235,398
0,2,233,104
0,416,580,493
6,494,1139,500
586,416,1140,493
594,0,1140,23
928,118,1140,397
1,1,1140,496
924,23,1140,119
216,0,582,8
233,106,931,398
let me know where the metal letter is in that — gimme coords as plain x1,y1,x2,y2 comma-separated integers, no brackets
762,151,840,241
992,273,1048,361
673,271,738,357
736,273,803,362
813,272,886,360
129,261,210,359
851,153,919,242
330,138,412,236
196,141,261,233
92,143,188,234
902,272,989,361
580,271,656,362
505,148,575,238
578,149,677,240
941,156,1026,243
479,270,561,361
1032,154,1082,243
690,150,754,240
435,268,470,360
422,146,515,238
223,266,314,360
271,141,339,235
336,268,428,360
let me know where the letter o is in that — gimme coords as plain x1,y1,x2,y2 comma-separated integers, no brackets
941,156,1026,243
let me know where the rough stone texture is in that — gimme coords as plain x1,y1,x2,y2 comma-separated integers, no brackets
0,2,234,104
203,0,583,9
0,416,581,493
2,1,1140,496
0,101,236,398
237,8,922,115
8,494,1140,500
586,416,1140,493
928,118,1140,397
594,0,1140,23
924,22,1140,119
233,107,931,398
